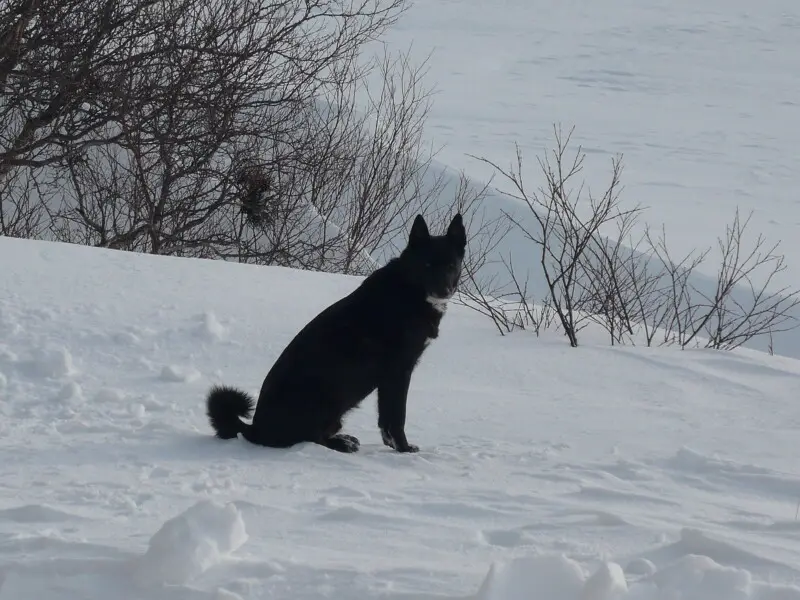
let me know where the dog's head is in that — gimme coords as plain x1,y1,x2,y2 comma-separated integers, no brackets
400,213,467,301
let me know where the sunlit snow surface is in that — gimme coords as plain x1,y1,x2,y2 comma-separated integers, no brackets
2,0,800,597
382,0,800,289
1,236,800,598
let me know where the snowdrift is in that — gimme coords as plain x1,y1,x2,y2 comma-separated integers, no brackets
1,236,800,598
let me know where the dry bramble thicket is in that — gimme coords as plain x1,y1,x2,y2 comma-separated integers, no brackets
0,0,495,272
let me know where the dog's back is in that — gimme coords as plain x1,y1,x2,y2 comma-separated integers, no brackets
206,213,466,453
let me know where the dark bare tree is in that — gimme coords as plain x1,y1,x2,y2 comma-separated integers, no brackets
1,0,495,280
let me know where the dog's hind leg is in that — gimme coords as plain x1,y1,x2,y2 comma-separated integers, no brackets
252,408,360,453
318,418,360,453
320,433,360,453
240,426,302,448
327,417,360,444
242,409,310,448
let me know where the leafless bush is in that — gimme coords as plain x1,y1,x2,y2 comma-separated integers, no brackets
4,0,490,275
638,225,711,347
470,125,639,347
601,212,800,351
463,125,799,353
458,250,558,337
0,167,46,237
579,210,644,345
1,0,500,280
689,209,799,350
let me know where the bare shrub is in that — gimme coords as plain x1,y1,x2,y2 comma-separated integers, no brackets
0,167,46,237
612,212,800,351
5,0,460,266
691,209,800,350
579,210,643,345
470,125,639,347
463,125,799,354
637,225,711,347
458,250,557,337
1,0,502,284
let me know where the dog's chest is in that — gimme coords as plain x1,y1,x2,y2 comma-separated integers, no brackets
423,299,446,347
411,311,443,354
356,291,444,360
380,309,441,360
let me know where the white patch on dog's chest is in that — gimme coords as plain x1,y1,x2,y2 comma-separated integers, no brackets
424,296,446,347
426,296,448,314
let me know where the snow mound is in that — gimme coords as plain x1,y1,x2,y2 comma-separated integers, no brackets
195,311,228,342
159,364,201,383
0,503,86,523
475,555,586,600
0,501,248,598
472,550,800,600
55,380,84,404
20,345,76,379
133,499,248,586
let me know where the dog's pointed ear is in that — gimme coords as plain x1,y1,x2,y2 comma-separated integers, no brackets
447,213,466,250
408,214,429,246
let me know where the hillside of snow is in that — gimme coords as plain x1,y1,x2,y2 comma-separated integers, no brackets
1,235,800,599
373,0,800,358
3,0,800,597
382,0,800,284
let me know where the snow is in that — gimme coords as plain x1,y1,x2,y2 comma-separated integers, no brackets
3,0,800,597
133,499,248,587
2,235,800,599
381,0,800,289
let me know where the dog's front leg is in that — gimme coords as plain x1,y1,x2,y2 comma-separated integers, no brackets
377,369,419,453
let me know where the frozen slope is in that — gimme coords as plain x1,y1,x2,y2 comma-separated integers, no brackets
1,236,800,598
380,0,800,287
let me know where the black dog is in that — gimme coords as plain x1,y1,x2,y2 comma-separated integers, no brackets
205,213,466,453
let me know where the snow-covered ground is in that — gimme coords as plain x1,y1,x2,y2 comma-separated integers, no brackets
3,0,800,597
2,236,800,599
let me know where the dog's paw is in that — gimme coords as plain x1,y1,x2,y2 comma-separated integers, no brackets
380,428,396,449
381,429,418,453
325,433,361,453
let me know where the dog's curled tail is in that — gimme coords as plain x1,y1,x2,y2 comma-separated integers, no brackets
206,384,255,439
